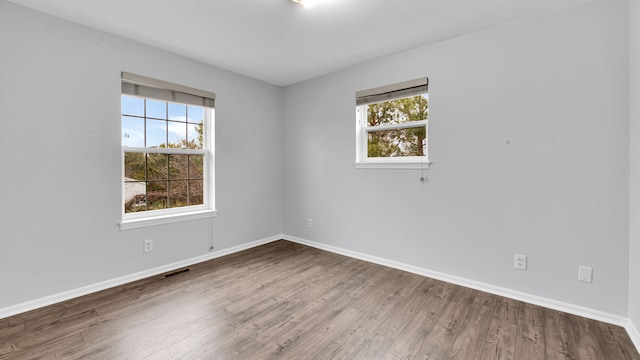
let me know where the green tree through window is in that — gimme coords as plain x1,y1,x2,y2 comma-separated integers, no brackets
366,95,428,158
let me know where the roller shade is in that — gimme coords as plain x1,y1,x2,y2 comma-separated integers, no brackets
121,72,215,108
356,77,428,106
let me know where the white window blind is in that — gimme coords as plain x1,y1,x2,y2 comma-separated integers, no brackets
356,77,428,106
121,72,215,108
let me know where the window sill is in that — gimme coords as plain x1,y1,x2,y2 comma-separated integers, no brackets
119,209,217,230
354,161,431,170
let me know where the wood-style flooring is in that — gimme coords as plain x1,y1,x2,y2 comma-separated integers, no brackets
1,240,638,359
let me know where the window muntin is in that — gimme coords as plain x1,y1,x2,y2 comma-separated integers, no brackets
121,73,214,223
356,78,429,167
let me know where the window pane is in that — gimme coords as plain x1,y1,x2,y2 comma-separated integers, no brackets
169,154,188,180
189,180,204,206
187,123,203,149
146,181,168,210
122,116,144,147
146,119,167,148
122,96,144,117
124,152,146,181
189,155,204,179
147,154,168,180
169,180,189,208
368,127,426,157
187,106,204,124
367,95,428,127
124,180,146,213
168,103,186,121
146,100,167,119
167,121,187,148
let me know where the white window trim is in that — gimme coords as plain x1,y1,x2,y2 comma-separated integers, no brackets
354,104,430,170
119,73,216,230
119,209,217,231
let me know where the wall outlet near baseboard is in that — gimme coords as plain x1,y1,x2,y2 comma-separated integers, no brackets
307,218,312,228
143,239,153,253
514,254,527,271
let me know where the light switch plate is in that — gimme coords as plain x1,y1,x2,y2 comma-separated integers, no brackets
579,266,593,283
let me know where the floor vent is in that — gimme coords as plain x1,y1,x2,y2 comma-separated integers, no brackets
164,268,191,278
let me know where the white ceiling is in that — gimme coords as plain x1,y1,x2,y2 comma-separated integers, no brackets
7,0,589,86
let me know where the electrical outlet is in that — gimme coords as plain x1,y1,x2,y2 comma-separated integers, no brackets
514,254,527,271
579,266,593,283
307,218,313,228
143,239,153,253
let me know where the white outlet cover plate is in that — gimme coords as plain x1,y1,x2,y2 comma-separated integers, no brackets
514,254,527,271
579,266,593,283
143,239,153,253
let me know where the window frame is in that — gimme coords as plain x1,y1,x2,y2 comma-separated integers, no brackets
119,73,216,230
354,77,430,170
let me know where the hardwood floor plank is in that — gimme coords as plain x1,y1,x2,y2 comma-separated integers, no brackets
178,336,263,360
234,296,307,333
378,282,448,360
250,282,358,346
285,256,374,303
575,318,608,360
0,240,638,360
347,271,426,336
479,296,518,360
596,321,640,360
140,318,239,360
542,310,579,360
514,302,546,360
345,333,393,360
373,275,432,339
447,292,498,359
479,326,517,360
413,287,477,359
311,316,381,360
225,264,326,314
246,306,363,359
280,307,364,359
92,302,233,359
8,333,85,360
347,268,407,312
1,309,99,358
0,322,26,356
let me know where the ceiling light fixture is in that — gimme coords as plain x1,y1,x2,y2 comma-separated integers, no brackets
291,0,318,8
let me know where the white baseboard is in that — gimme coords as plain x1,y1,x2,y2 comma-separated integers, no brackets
0,235,280,320
282,234,630,328
627,320,640,353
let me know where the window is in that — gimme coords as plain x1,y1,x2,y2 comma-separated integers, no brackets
120,72,215,230
355,77,429,169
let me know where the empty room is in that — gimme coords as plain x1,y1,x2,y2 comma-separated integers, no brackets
1,0,640,358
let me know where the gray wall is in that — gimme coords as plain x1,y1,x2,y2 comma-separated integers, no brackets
629,0,640,331
0,1,284,309
283,0,630,315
